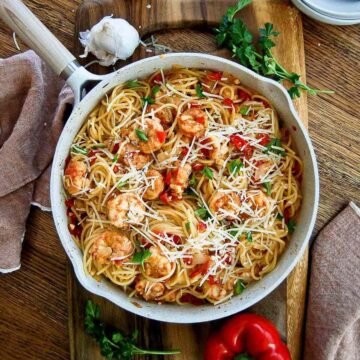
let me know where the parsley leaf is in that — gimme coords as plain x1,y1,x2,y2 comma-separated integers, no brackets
214,1,334,98
234,280,246,295
240,106,250,115
228,159,244,175
142,96,155,106
131,249,152,267
152,85,161,95
112,154,119,163
287,219,296,234
246,232,253,242
185,222,191,231
195,207,211,220
276,213,284,220
125,80,141,88
92,143,105,149
84,300,180,359
264,138,286,156
263,182,271,195
71,144,88,155
201,166,214,180
135,129,148,142
189,175,197,186
195,83,206,98
116,180,127,189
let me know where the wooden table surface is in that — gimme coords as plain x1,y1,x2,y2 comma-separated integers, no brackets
0,1,359,359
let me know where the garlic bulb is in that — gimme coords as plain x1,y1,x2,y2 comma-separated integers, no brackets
79,16,140,66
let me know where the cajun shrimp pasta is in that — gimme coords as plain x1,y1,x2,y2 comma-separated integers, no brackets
63,67,302,305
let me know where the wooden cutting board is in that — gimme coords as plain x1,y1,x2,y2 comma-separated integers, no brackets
68,1,308,359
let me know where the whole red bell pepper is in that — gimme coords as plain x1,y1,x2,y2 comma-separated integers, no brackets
204,314,291,360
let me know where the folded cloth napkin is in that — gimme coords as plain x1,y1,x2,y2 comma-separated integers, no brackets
304,202,360,360
0,50,73,273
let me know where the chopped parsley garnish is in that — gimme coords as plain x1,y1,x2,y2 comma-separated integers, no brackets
116,180,127,189
240,106,250,115
195,83,206,98
264,138,286,156
184,187,196,195
125,80,141,88
189,175,197,186
131,249,152,267
84,300,180,359
234,280,246,295
287,219,296,234
201,166,214,180
228,159,244,175
263,182,271,195
185,222,191,231
135,128,148,142
246,232,253,242
195,207,211,220
142,96,155,106
152,85,161,95
112,154,119,163
229,229,240,238
71,144,88,155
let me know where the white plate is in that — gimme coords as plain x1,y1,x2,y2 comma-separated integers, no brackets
303,0,360,20
291,0,360,25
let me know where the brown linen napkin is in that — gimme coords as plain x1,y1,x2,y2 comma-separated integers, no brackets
304,202,360,360
0,50,73,273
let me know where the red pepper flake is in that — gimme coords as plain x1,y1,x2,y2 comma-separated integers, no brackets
207,71,222,81
197,222,207,233
156,130,166,143
256,134,271,146
239,89,251,101
112,143,120,154
180,294,204,306
223,97,233,107
192,163,205,171
65,198,75,208
196,116,205,124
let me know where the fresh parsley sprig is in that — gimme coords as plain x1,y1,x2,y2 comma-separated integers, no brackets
214,0,334,99
84,300,180,359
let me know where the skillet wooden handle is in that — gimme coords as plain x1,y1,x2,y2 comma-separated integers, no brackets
0,0,76,76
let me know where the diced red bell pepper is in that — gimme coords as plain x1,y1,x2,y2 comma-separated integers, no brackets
223,98,234,107
208,275,219,285
192,163,205,171
184,255,193,266
65,198,75,208
156,130,166,143
239,89,251,101
197,221,207,232
284,208,291,222
257,134,271,146
113,165,119,173
181,147,189,157
207,71,223,81
151,73,162,86
164,171,172,186
200,138,212,158
112,143,120,154
230,134,254,159
159,191,171,204
190,260,210,279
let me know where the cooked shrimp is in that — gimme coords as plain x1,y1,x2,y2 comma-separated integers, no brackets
203,136,229,166
169,161,192,198
107,193,145,228
253,160,273,182
90,230,134,265
119,143,151,170
135,279,165,301
246,190,270,217
139,118,166,154
208,191,241,221
143,169,164,200
147,105,175,125
64,159,90,195
144,246,173,278
177,108,208,138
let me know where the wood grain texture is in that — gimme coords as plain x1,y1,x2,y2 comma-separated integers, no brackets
70,1,307,360
0,1,359,360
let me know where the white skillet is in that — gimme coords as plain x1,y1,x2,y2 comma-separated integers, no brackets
0,0,319,323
